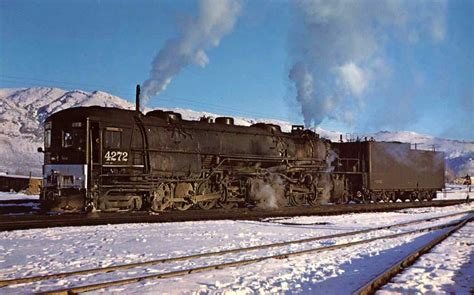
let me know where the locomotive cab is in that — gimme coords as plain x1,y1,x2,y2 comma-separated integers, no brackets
39,106,143,211
40,117,88,210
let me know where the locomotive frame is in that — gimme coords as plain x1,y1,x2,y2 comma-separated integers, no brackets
39,86,445,212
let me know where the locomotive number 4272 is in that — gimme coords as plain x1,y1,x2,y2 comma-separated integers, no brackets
104,151,128,162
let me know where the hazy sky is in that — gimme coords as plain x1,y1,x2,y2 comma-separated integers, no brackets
1,0,472,140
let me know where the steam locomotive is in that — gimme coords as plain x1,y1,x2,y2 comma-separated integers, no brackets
38,86,445,211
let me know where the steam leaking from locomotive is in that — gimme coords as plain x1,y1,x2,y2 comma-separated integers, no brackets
249,175,286,209
141,0,241,106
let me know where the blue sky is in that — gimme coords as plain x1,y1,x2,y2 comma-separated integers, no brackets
0,0,472,140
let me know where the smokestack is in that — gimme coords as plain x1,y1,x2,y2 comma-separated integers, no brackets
136,84,141,112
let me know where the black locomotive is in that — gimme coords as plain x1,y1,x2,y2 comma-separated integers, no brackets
38,86,445,211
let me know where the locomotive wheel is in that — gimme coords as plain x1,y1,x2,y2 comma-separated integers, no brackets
368,193,376,203
151,184,172,212
427,191,435,201
386,192,395,202
381,191,390,203
196,182,217,210
197,201,216,210
174,183,194,211
218,186,236,209
413,191,420,202
362,190,372,203
306,184,319,206
175,201,193,211
404,192,413,202
129,195,143,211
355,191,365,203
219,201,236,209
290,194,306,206
419,191,427,201
288,185,306,207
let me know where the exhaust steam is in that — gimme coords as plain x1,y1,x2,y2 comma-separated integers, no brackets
249,175,286,210
141,0,242,106
289,0,447,129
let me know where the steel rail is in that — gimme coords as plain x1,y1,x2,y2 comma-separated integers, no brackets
0,200,39,205
0,210,470,289
353,215,473,295
0,199,470,231
39,215,472,294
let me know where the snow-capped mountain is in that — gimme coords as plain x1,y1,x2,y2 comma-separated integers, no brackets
1,87,472,177
0,87,134,176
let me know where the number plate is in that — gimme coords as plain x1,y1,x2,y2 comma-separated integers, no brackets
104,150,129,164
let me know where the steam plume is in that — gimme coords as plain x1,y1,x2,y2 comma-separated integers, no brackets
249,175,286,209
142,0,242,104
289,0,447,127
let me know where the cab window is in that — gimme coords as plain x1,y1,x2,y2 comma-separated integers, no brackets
61,128,83,149
44,129,51,148
104,130,122,149
62,130,73,148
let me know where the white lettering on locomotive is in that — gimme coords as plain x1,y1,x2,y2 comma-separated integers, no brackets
104,151,128,162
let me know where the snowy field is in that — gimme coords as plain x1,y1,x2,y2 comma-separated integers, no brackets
0,199,473,293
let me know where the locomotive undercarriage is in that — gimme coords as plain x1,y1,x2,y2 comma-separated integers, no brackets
87,154,435,212
43,167,438,212
85,163,353,212
352,188,436,203
41,187,86,211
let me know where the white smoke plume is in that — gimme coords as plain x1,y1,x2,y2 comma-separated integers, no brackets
142,0,242,104
289,0,447,127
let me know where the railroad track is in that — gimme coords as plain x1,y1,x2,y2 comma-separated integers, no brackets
0,199,470,231
0,199,40,215
354,214,472,295
1,210,471,294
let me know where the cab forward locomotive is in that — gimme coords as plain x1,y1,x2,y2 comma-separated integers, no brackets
39,86,445,211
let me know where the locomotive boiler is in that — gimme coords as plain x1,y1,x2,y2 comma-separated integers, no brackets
38,86,445,212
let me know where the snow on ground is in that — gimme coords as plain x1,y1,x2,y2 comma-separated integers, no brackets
379,222,474,294
0,191,39,201
0,203,472,294
436,184,473,200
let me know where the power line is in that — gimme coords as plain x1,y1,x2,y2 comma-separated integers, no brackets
0,74,292,121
